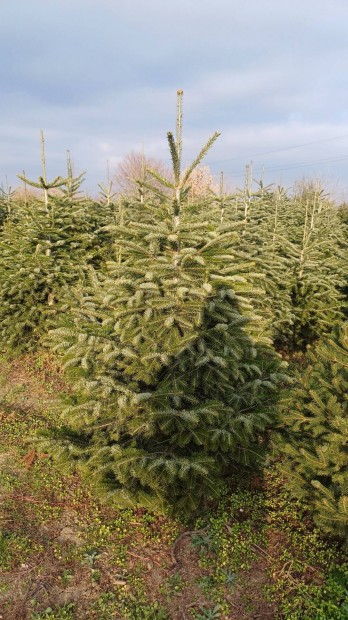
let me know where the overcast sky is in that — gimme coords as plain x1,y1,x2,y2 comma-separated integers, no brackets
1,0,348,198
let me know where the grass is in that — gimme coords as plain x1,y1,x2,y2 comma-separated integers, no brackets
0,353,347,619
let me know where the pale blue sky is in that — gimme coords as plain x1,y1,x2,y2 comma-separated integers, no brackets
1,0,348,198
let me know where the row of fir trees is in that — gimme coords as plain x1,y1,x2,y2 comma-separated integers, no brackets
0,92,347,535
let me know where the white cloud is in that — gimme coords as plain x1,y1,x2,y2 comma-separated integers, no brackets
1,0,348,198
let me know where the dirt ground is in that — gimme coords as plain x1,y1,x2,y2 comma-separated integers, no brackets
0,354,345,620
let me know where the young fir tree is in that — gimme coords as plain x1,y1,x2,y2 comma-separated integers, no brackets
0,135,103,353
229,181,347,351
177,171,295,346
279,186,347,350
276,322,348,539
218,178,348,351
41,92,287,514
231,180,295,347
0,181,16,230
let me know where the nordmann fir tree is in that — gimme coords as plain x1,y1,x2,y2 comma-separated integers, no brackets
276,322,348,539
278,186,347,351
0,133,102,353
0,189,8,231
229,180,295,347
60,150,116,266
0,180,16,230
42,92,287,514
228,181,347,351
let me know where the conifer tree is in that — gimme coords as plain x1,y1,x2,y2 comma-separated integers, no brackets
281,187,347,350
228,181,347,351
338,202,348,227
0,189,7,230
41,92,287,514
0,135,104,352
0,181,15,230
231,182,295,346
276,322,348,539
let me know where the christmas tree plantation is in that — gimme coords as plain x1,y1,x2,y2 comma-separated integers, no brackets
40,93,287,514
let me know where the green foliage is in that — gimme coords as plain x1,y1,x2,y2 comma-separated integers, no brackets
1,351,347,620
277,567,348,620
227,181,347,351
192,605,222,619
31,604,75,620
0,194,93,352
337,201,348,307
40,96,286,514
0,183,15,229
227,183,295,345
282,187,347,349
2,91,348,616
276,322,348,538
263,466,348,619
0,152,118,354
0,136,118,354
338,202,348,226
